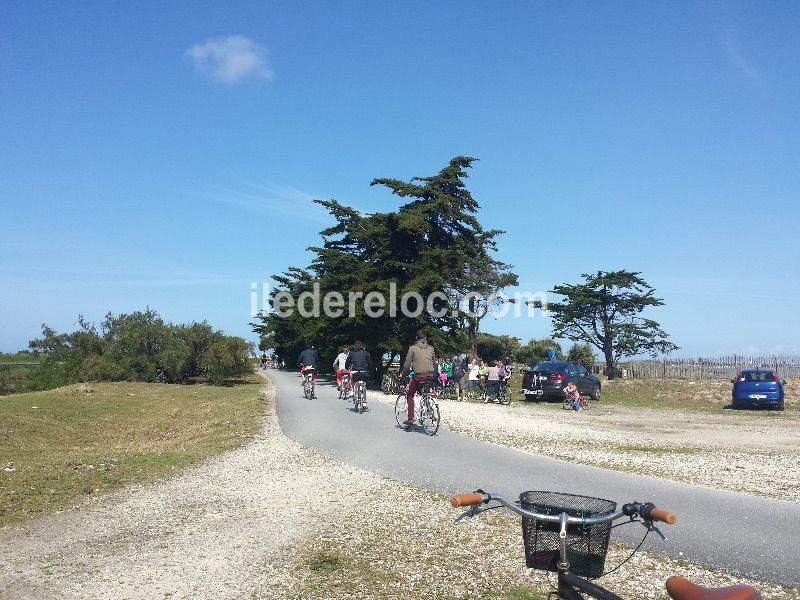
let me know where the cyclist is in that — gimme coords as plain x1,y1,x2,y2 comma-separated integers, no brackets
401,330,435,425
332,346,350,392
345,341,373,404
260,351,268,370
297,344,321,393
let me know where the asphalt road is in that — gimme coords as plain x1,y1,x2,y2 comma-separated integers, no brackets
269,368,800,587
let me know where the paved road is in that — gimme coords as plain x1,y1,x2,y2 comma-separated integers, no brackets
269,368,800,587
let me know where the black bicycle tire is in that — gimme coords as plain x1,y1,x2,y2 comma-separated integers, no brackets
422,395,440,435
394,394,408,428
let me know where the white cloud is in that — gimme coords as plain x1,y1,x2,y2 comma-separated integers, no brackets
186,35,272,84
205,182,332,225
720,32,760,83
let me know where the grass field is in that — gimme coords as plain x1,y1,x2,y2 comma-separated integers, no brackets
0,378,265,527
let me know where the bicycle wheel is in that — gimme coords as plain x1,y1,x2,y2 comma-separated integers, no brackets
499,385,511,405
562,398,571,410
394,394,409,428
304,380,310,399
421,395,440,435
356,385,365,413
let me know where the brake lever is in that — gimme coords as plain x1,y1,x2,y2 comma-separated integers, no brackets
638,519,668,542
453,504,486,524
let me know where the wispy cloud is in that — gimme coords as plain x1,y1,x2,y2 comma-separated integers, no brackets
205,182,333,224
186,35,272,84
720,32,761,83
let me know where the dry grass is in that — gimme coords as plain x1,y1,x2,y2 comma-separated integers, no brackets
0,379,265,526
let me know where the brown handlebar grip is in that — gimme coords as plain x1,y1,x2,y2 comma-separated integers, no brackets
450,493,484,507
649,508,677,524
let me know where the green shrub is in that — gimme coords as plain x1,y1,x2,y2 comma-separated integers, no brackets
23,309,254,391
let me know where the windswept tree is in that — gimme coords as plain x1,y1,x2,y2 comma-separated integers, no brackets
253,156,517,377
541,270,678,379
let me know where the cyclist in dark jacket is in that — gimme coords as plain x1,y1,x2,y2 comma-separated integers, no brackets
297,345,321,387
345,341,373,401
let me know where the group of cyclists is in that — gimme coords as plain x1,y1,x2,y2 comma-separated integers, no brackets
291,330,515,422
259,351,284,370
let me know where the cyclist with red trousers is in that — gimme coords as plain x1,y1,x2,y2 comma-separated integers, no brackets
401,330,436,426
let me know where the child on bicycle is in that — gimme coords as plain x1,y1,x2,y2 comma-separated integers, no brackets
564,381,588,411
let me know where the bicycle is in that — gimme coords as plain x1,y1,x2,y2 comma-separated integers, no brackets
450,489,759,600
339,372,351,400
482,380,511,405
394,379,440,435
351,372,368,413
382,371,400,395
436,379,456,400
563,390,591,411
302,367,316,399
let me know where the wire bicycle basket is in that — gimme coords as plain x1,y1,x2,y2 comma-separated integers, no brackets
519,491,616,578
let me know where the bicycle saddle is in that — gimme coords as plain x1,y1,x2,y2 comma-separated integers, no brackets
666,576,761,600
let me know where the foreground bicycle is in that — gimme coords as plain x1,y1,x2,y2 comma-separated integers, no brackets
394,380,440,435
450,490,760,600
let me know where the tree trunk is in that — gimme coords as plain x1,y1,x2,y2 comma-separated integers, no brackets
467,297,479,360
604,348,615,380
376,350,397,381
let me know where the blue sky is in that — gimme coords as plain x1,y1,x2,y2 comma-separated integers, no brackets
2,1,798,357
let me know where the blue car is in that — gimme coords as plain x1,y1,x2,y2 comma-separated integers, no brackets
731,369,785,410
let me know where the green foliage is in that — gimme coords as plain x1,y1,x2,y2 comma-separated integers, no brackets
542,270,678,379
24,310,253,390
476,333,520,363
253,157,517,379
567,343,596,370
202,336,252,385
0,352,42,394
515,339,563,366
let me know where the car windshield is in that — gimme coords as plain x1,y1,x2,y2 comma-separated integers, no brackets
740,371,775,382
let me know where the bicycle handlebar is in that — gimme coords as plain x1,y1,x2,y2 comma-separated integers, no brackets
451,493,485,507
450,491,677,526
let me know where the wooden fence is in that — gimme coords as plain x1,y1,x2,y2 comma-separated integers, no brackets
624,356,800,380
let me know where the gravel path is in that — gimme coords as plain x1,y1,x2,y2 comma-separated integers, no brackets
0,376,796,599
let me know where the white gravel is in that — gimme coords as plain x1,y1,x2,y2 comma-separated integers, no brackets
371,392,800,501
0,378,796,599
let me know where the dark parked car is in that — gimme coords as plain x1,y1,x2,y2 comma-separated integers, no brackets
521,360,601,402
731,369,785,410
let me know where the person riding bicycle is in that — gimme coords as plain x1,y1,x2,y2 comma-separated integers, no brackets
297,344,321,388
401,330,435,426
332,346,350,391
345,340,373,404
564,381,584,411
260,351,268,369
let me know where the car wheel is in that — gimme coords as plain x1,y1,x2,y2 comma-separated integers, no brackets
591,384,601,401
